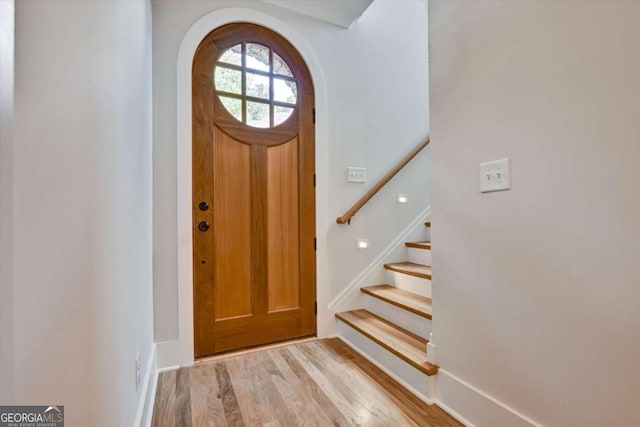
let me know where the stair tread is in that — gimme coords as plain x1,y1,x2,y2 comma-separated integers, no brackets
336,309,438,376
361,285,432,319
384,262,432,280
424,221,431,228
405,241,431,250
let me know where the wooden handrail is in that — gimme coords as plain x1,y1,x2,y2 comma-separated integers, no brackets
336,136,430,224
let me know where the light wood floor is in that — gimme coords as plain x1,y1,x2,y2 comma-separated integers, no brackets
151,338,461,426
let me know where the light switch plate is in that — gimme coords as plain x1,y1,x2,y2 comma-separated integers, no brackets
347,167,366,183
480,158,510,193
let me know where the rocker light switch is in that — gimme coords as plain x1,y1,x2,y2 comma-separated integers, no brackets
480,158,510,193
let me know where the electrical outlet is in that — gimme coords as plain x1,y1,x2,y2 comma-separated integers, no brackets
135,351,141,391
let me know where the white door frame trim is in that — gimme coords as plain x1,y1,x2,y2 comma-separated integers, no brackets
167,7,329,368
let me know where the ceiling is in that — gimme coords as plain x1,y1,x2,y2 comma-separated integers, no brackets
262,0,375,29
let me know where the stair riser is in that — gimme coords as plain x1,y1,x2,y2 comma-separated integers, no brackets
387,270,431,298
337,321,435,403
362,294,432,340
407,247,431,266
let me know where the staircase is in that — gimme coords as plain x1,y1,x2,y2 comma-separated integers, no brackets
335,221,437,402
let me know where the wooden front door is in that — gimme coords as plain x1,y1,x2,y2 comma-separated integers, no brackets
192,23,316,357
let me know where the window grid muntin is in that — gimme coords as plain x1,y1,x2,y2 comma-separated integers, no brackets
214,42,298,128
269,46,274,127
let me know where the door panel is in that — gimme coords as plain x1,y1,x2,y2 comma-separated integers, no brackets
193,23,316,357
212,130,252,320
267,138,300,313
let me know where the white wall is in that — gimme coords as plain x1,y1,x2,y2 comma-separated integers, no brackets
9,1,154,425
0,0,15,403
153,0,430,343
429,1,640,426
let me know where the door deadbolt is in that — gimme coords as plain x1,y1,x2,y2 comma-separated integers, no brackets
198,221,210,232
198,202,209,211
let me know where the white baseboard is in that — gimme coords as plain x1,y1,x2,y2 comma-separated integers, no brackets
134,344,158,427
156,339,182,370
328,205,431,312
435,369,541,427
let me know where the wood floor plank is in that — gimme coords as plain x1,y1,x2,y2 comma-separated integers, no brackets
152,369,177,427
222,355,263,427
151,338,460,427
301,340,419,426
189,362,227,427
315,339,423,427
225,350,297,427
175,368,192,426
205,363,229,427
287,344,375,426
215,362,245,427
325,338,438,427
267,348,342,426
252,351,301,426
326,338,463,427
188,365,209,426
276,347,350,426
